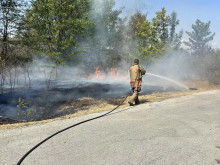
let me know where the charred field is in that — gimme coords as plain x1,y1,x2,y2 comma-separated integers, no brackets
0,79,181,124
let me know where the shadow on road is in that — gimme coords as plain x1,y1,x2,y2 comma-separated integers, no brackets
216,146,220,164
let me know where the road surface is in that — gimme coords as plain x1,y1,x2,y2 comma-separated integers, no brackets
1,90,220,165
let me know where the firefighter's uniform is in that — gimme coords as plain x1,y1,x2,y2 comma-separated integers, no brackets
129,63,146,105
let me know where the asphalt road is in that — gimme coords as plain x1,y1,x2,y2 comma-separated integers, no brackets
1,90,220,165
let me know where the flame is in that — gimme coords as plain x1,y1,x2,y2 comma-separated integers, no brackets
79,66,129,81
88,74,93,79
110,68,120,79
95,66,101,79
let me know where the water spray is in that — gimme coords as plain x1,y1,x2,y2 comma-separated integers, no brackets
145,73,189,90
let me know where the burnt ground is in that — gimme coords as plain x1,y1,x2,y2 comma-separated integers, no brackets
0,81,179,123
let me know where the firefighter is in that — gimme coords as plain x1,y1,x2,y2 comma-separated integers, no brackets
128,59,146,106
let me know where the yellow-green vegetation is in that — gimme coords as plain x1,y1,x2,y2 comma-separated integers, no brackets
17,97,36,121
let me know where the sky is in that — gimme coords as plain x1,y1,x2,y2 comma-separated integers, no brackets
114,0,220,49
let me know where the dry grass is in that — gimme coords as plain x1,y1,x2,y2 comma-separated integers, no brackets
1,80,220,130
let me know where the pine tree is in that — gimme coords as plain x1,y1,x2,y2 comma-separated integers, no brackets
152,7,170,45
168,11,183,49
185,19,215,56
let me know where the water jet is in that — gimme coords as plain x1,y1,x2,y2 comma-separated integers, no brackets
145,73,189,90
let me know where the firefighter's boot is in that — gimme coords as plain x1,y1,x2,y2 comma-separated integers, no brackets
128,101,134,106
135,99,140,105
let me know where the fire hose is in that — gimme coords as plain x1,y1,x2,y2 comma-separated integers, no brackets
17,68,141,165
16,91,133,164
16,67,194,164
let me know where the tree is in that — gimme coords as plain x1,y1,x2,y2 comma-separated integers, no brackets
168,11,183,49
185,19,215,80
20,0,93,66
206,49,220,84
185,19,215,56
0,0,24,58
169,11,179,43
152,7,170,45
135,8,171,64
102,0,123,67
128,11,147,40
120,11,147,62
136,19,163,64
0,0,26,92
81,0,123,69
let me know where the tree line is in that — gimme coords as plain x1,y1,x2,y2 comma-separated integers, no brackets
0,0,220,92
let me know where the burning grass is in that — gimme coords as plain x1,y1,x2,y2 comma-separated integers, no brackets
0,80,220,130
